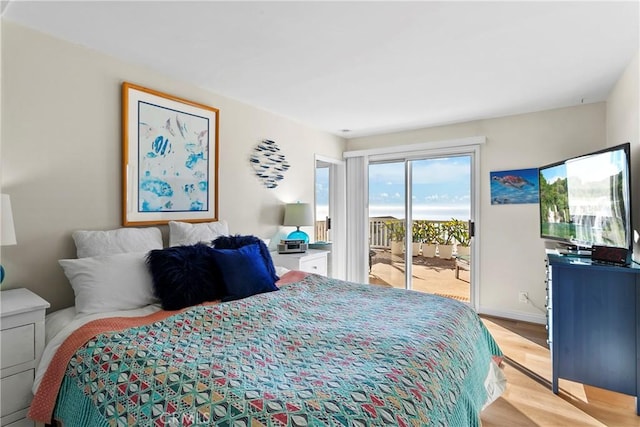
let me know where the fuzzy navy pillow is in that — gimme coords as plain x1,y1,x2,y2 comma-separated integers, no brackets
210,244,278,302
146,243,224,310
212,234,279,282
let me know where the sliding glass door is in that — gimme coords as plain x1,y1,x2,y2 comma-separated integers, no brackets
368,154,473,303
368,161,407,288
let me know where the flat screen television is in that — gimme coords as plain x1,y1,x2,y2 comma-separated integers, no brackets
539,142,632,252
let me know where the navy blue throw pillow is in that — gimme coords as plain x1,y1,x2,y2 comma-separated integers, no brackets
210,243,279,302
212,234,279,282
146,243,224,310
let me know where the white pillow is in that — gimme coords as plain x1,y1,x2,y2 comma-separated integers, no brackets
59,252,157,315
168,220,229,246
45,306,76,344
268,230,289,251
275,266,290,277
72,227,163,258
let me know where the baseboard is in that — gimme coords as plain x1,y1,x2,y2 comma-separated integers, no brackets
478,306,546,325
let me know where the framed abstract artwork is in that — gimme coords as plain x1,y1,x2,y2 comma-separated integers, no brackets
122,82,219,226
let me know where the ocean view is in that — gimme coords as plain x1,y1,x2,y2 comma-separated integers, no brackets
316,204,470,221
316,156,472,222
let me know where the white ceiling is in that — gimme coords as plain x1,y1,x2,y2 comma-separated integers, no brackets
2,1,639,138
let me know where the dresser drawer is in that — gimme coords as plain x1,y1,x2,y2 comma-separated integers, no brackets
0,369,34,417
300,257,327,276
0,325,35,369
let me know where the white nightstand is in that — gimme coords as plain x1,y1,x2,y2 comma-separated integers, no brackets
1,288,50,427
271,249,329,277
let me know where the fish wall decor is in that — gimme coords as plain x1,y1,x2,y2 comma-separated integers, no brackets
249,139,290,189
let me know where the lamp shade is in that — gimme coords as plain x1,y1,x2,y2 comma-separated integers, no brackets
283,202,314,227
1,194,16,246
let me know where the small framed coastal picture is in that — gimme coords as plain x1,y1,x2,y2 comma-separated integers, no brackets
490,168,539,205
122,82,219,226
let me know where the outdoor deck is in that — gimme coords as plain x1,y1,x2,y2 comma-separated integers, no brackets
368,248,470,302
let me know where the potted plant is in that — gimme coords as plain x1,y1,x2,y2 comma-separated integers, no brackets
450,219,471,257
384,220,405,256
411,221,426,257
421,222,438,258
437,220,455,259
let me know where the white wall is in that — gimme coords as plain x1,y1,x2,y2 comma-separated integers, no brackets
0,22,345,311
347,103,607,323
606,52,639,264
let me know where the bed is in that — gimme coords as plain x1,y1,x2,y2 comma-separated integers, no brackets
28,223,506,426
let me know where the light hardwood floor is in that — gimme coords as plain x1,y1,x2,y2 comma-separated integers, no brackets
480,316,639,426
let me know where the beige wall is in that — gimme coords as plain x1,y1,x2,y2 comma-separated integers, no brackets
606,51,639,263
2,21,636,322
0,22,345,311
347,103,607,322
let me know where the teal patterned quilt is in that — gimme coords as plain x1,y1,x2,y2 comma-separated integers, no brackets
52,274,502,426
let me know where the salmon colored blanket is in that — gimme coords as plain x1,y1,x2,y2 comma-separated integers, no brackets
28,271,307,424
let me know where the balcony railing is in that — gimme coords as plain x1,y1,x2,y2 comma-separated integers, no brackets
315,221,330,242
315,217,466,248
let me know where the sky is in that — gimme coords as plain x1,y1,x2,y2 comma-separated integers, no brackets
316,156,471,221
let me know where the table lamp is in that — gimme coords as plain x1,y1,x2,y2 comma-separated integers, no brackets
1,194,17,284
283,202,313,243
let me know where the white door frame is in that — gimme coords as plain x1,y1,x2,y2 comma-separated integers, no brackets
315,154,346,280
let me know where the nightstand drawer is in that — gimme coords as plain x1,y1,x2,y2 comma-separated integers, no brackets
299,257,327,276
0,369,34,417
0,289,49,427
4,417,35,427
0,325,35,369
271,249,329,277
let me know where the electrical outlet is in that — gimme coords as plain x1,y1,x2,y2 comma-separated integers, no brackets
518,291,528,303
